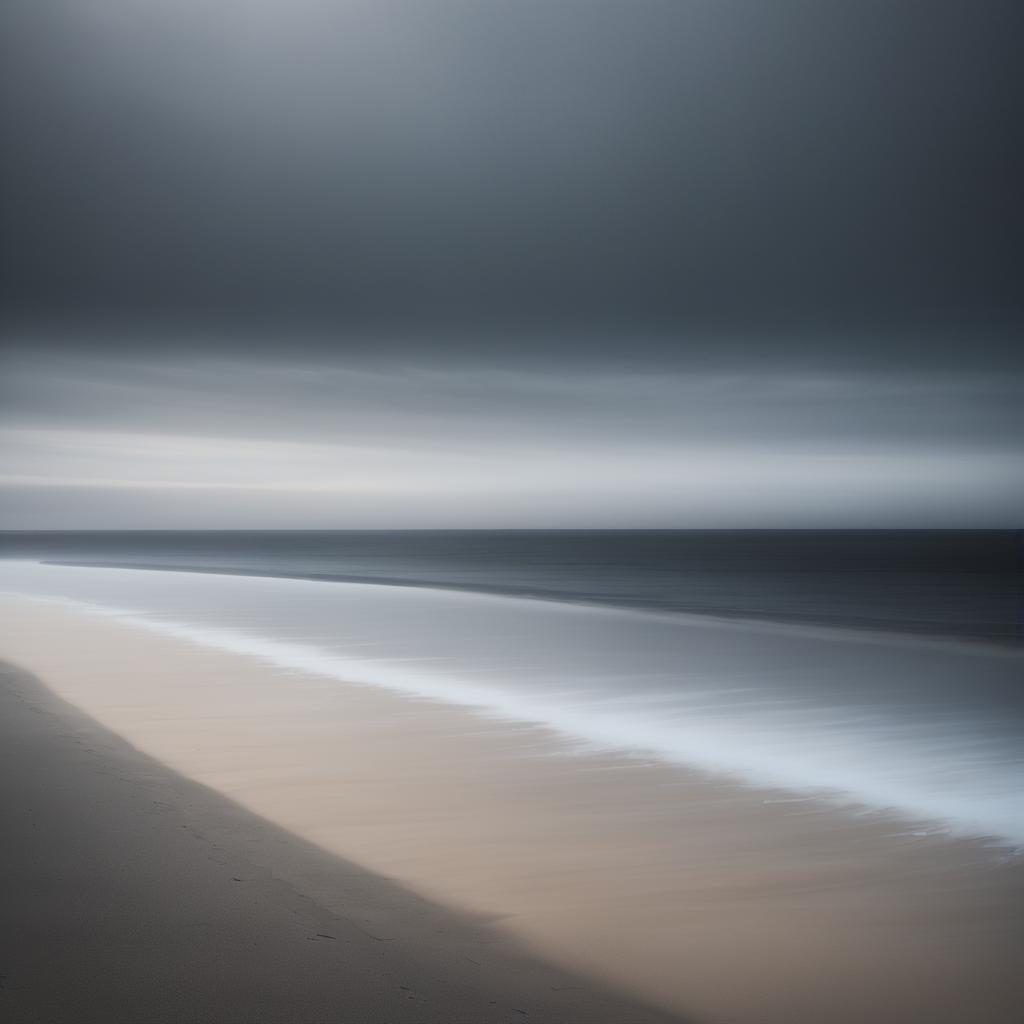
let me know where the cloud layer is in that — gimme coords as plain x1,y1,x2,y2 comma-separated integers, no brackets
2,3,1020,526
2,352,1020,527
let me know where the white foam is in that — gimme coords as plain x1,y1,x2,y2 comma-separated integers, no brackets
4,560,1023,845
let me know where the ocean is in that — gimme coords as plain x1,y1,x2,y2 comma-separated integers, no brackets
1,529,1020,641
1,530,1022,843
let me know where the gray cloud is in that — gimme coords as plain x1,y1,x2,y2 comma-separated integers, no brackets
3,351,1022,450
1,3,1020,526
2,1,1021,344
1,351,1020,527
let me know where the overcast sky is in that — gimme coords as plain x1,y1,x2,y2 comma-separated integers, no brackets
1,1,1021,527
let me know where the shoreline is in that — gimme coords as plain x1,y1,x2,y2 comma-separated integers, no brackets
6,565,1022,845
2,594,1022,1023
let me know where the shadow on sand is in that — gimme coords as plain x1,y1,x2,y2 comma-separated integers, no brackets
0,661,692,1024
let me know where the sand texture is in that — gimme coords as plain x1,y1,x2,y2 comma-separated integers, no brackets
1,595,1021,1023
0,659,679,1023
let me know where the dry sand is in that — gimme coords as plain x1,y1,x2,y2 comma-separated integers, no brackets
0,660,677,1024
1,595,1021,1023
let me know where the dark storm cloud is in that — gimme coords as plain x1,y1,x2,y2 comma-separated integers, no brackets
2,0,1021,363
1,3,1021,527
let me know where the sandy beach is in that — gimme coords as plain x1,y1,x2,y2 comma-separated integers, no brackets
2,594,1022,1023
0,657,676,1024
5,0,1021,1018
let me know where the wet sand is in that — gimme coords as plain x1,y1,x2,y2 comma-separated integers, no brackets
1,595,1021,1023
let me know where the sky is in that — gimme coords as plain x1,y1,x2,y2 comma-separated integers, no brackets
1,1,1021,528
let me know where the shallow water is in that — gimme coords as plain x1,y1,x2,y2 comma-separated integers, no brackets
2,529,1020,641
3,558,1022,845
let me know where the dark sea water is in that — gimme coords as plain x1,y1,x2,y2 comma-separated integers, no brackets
3,531,1022,842
1,529,1020,643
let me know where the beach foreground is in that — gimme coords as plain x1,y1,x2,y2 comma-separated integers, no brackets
0,658,677,1024
1,595,1021,1023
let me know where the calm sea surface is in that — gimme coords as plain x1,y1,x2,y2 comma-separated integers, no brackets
1,529,1020,642
2,530,1022,843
